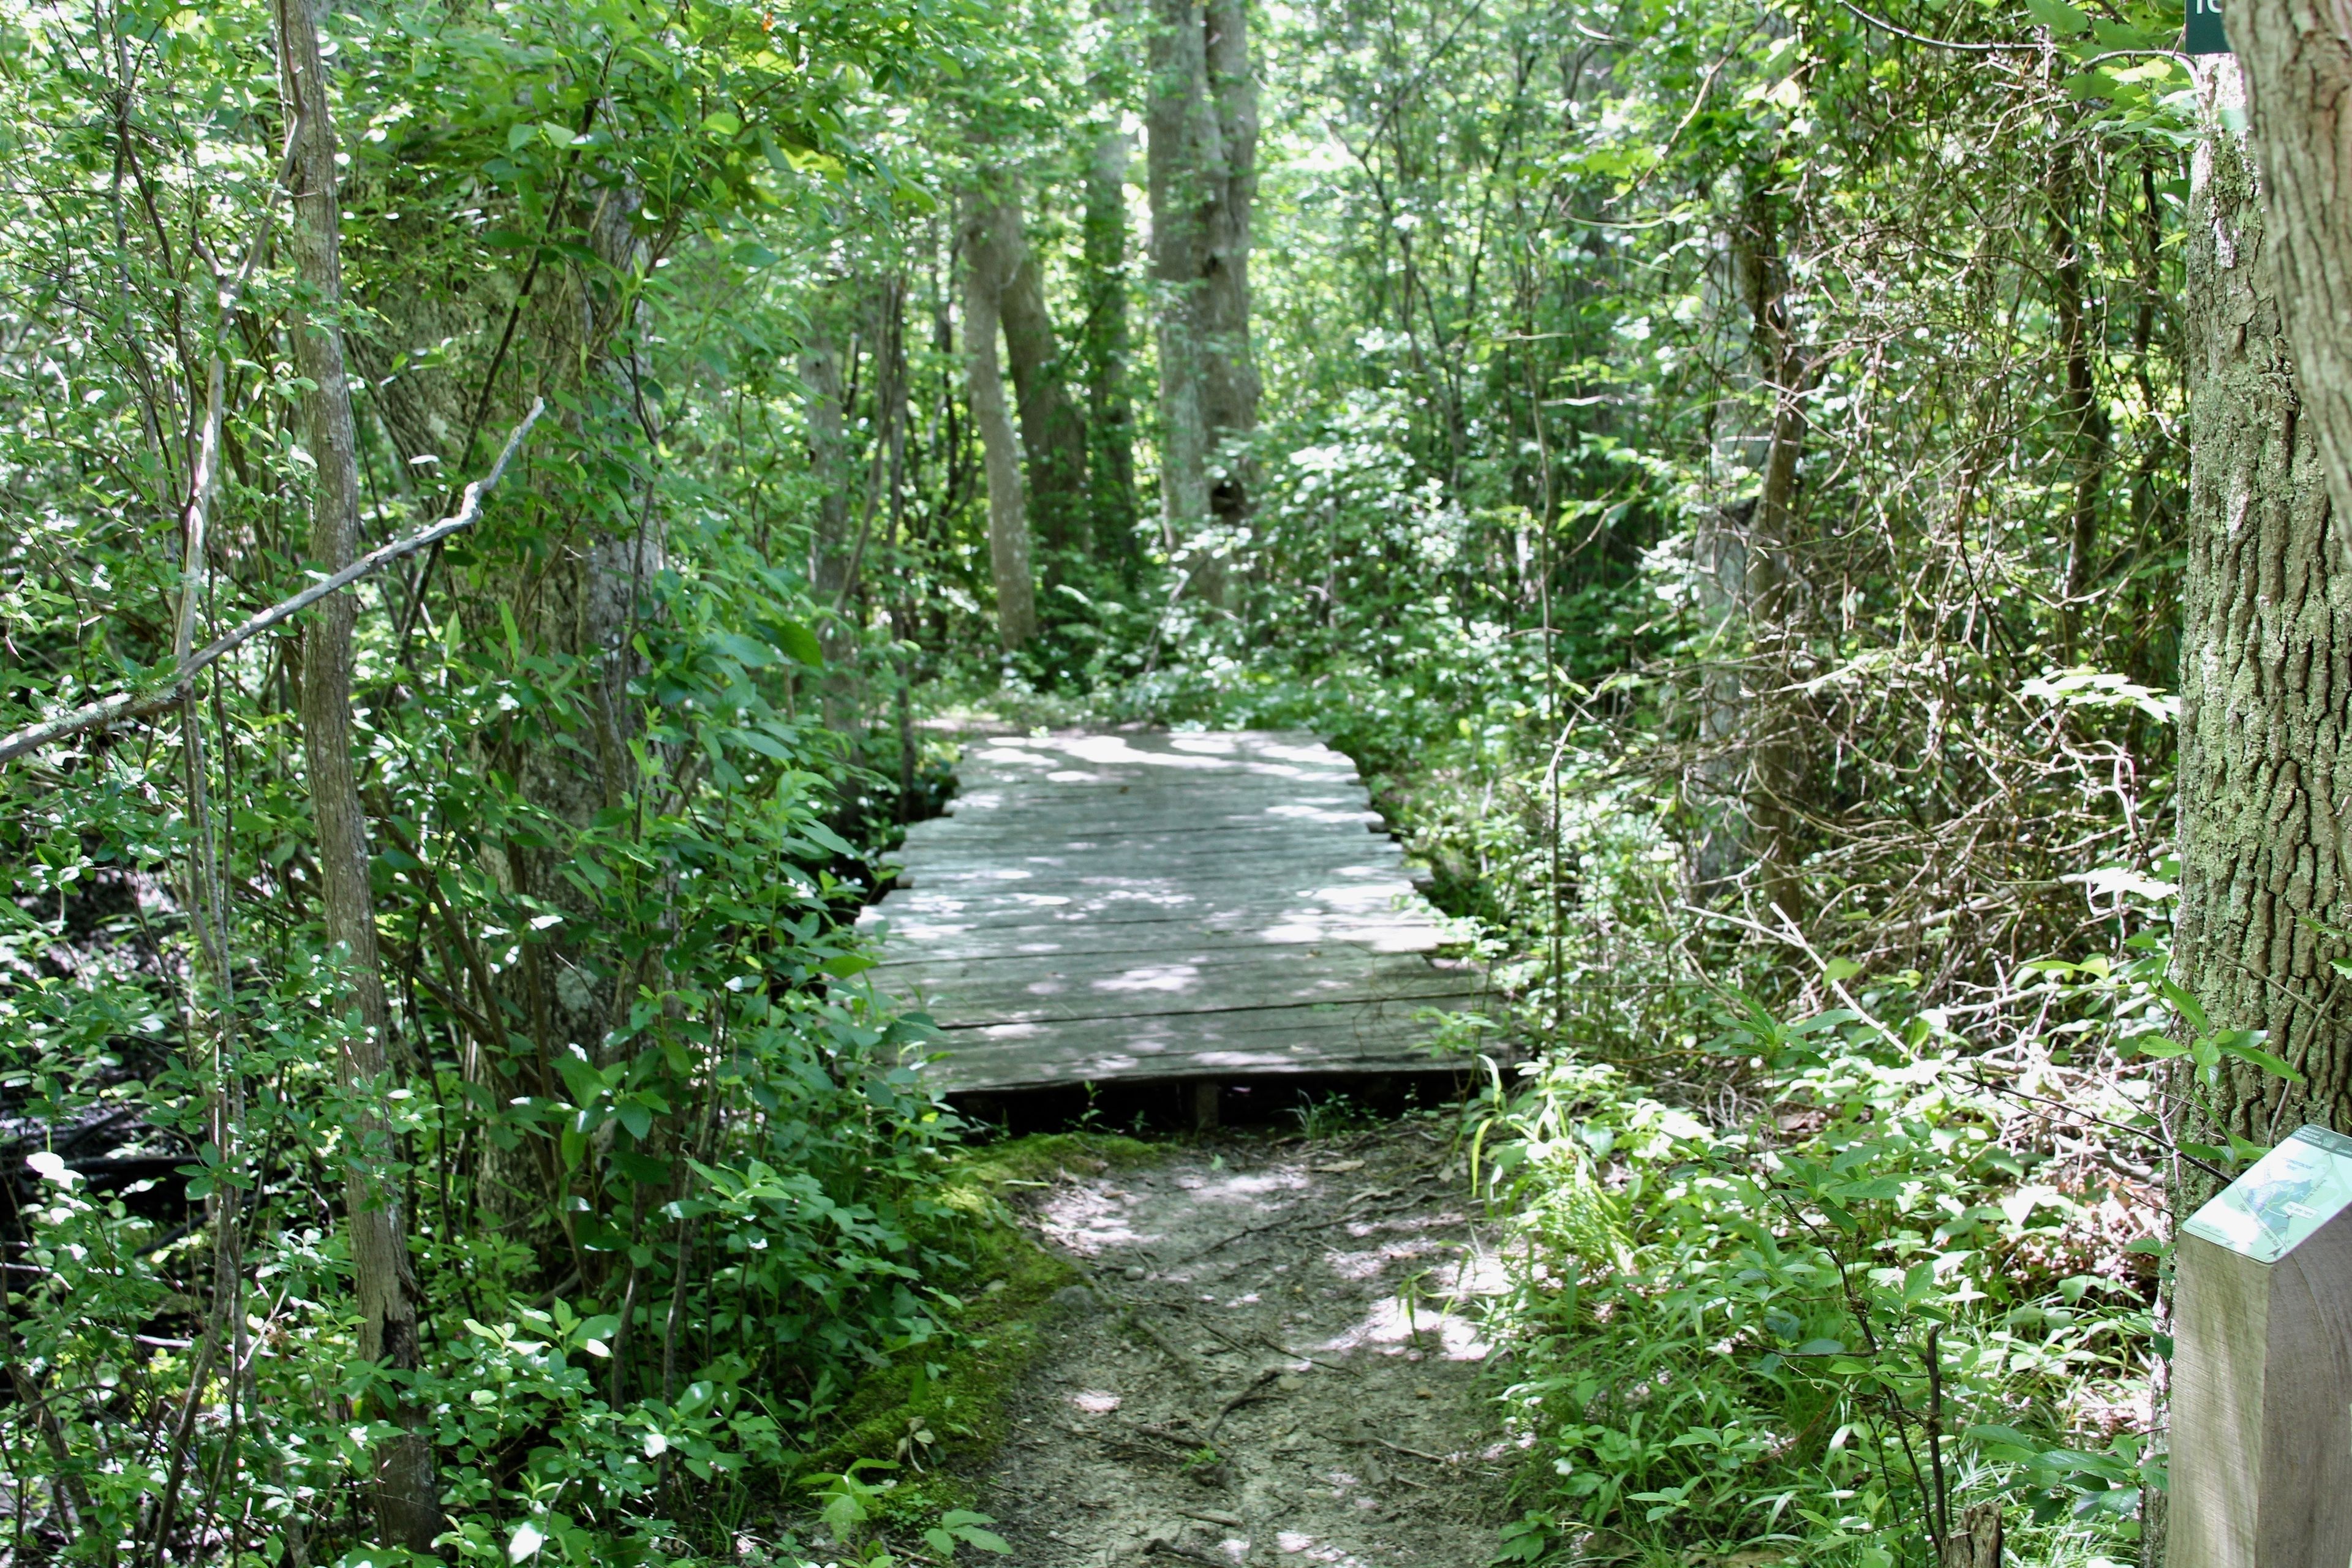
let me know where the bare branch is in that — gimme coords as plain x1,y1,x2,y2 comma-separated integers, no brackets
0,398,545,769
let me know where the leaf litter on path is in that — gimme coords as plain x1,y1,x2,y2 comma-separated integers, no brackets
970,1125,1510,1565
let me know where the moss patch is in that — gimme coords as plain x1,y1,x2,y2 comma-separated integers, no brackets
789,1131,1161,1523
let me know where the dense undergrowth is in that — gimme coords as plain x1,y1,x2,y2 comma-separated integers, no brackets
0,0,2252,1558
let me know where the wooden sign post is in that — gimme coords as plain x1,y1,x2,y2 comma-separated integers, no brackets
2171,1125,2352,1568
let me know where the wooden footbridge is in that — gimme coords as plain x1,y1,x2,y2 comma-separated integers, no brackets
862,729,1485,1103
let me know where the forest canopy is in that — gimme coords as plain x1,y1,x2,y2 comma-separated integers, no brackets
1,0,2347,1560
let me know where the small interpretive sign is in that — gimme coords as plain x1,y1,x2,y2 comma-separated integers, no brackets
2184,0,2230,55
2180,1124,2352,1264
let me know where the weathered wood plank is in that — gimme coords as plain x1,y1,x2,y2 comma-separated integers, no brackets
900,818,1390,851
865,918,1447,966
878,940,1459,984
917,802,1381,834
862,916,1447,967
876,890,1433,931
911,997,1480,1091
881,952,1479,1026
894,848,1407,888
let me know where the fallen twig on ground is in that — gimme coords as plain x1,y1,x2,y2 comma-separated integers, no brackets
1204,1367,1283,1444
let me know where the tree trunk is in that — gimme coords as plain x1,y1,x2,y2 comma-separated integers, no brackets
2235,0,2352,532
275,0,441,1545
1688,500,1750,895
1083,122,1140,575
2160,60,2352,1568
2175,57,2352,1158
1146,0,1258,607
1735,184,1811,927
2049,145,2111,661
800,305,862,731
984,195,1090,562
802,315,854,634
963,192,1038,650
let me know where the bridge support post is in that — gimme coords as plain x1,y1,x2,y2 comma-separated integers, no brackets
1191,1080,1219,1132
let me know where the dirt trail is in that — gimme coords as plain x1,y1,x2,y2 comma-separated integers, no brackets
974,1124,1512,1566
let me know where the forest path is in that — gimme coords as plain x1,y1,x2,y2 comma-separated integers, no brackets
971,1125,1510,1566
865,730,1482,1096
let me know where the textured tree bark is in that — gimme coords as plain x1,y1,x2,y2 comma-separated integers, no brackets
2235,0,2352,531
963,192,1039,649
1083,123,1140,573
2049,148,2111,660
985,196,1090,562
1146,0,1258,607
2175,58,2352,1161
1735,187,1811,927
1688,499,1751,895
799,304,867,736
274,0,442,1546
801,317,854,622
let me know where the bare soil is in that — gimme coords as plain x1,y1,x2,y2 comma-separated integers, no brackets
971,1121,1513,1566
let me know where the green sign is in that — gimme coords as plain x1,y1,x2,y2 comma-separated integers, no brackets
2182,1125,2352,1264
2185,0,2230,54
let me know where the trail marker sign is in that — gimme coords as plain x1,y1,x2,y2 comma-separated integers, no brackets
2185,0,2230,54
2171,1125,2352,1568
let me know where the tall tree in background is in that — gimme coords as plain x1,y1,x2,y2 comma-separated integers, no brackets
274,0,442,1544
987,194,1091,563
1146,0,1257,607
1733,174,1812,928
802,311,856,640
1083,118,1140,572
963,186,1040,647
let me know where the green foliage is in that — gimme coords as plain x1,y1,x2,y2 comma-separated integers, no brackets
1474,1001,2156,1568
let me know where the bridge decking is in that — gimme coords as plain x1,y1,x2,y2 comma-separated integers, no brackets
863,729,1485,1094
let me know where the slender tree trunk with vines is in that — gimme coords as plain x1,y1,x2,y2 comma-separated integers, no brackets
276,0,442,1545
963,187,1038,650
1736,184,1811,927
1083,119,1140,575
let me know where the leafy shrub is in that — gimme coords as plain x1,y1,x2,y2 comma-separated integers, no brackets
1474,998,2158,1568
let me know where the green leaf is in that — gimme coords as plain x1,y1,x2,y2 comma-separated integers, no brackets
2024,0,2091,35
2160,979,2211,1037
732,728,794,761
713,631,777,668
2214,1032,2302,1081
1966,1423,2041,1458
774,619,824,665
802,818,856,856
554,1054,607,1104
